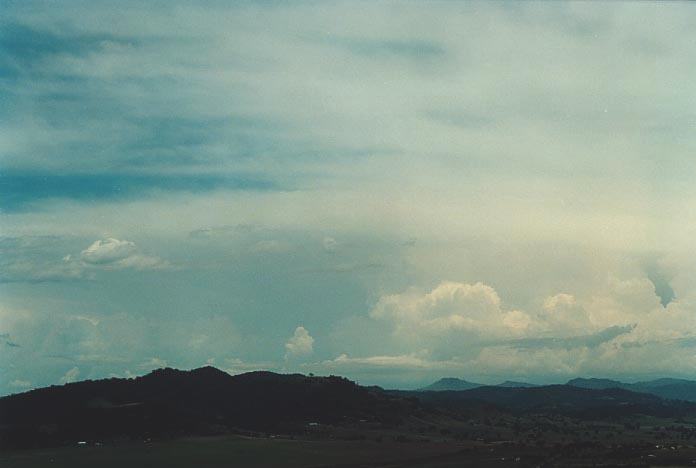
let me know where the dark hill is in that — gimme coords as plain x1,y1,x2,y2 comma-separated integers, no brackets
566,377,627,390
418,377,482,391
0,367,419,449
496,380,538,388
395,384,696,418
567,377,696,402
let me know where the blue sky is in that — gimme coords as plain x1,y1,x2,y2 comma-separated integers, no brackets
2,0,696,394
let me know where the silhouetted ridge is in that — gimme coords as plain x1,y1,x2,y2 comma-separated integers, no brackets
497,381,538,388
397,384,696,419
567,377,696,402
419,377,482,391
0,367,418,449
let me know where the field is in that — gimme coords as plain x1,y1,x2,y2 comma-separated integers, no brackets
0,436,473,468
4,419,696,468
4,370,696,466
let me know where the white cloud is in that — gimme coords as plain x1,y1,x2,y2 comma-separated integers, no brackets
252,240,289,253
10,379,31,389
322,237,338,252
284,326,314,359
81,238,137,264
371,281,531,343
3,2,696,388
352,274,696,380
80,238,169,271
538,293,592,335
309,351,453,372
223,357,277,375
59,366,80,384
138,357,168,370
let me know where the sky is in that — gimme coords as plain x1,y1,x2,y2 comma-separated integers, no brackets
1,0,696,394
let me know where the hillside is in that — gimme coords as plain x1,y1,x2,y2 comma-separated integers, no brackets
4,368,696,452
418,377,482,391
420,378,540,391
496,381,539,388
398,384,696,418
0,367,419,449
567,377,696,402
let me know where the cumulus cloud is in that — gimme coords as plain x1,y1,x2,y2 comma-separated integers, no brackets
371,281,531,344
252,240,289,254
59,366,80,384
81,238,137,264
10,379,31,389
356,275,696,380
0,236,87,283
80,238,169,270
284,326,314,359
223,357,277,375
308,351,454,373
138,357,168,370
539,293,592,334
2,1,696,389
0,236,172,284
322,237,338,252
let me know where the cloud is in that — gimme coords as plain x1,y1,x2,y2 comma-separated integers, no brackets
371,281,531,344
322,237,338,252
2,1,696,390
0,236,171,283
138,357,167,370
538,293,593,334
80,238,169,270
223,357,277,375
81,238,137,265
252,240,288,254
352,274,696,380
284,326,314,359
9,379,32,389
0,172,278,212
507,324,636,351
59,366,80,384
321,36,446,60
308,351,453,373
0,236,87,283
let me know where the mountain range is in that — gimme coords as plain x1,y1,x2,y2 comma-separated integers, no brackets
419,376,696,401
3,367,696,450
419,378,540,391
0,367,418,449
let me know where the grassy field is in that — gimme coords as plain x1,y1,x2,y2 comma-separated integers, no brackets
4,414,696,467
4,434,696,468
0,436,473,468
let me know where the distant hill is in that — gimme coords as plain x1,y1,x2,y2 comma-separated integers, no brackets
567,377,696,402
419,378,482,391
496,381,539,388
420,378,537,391
0,367,420,449
5,368,696,451
567,378,628,390
398,384,696,418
